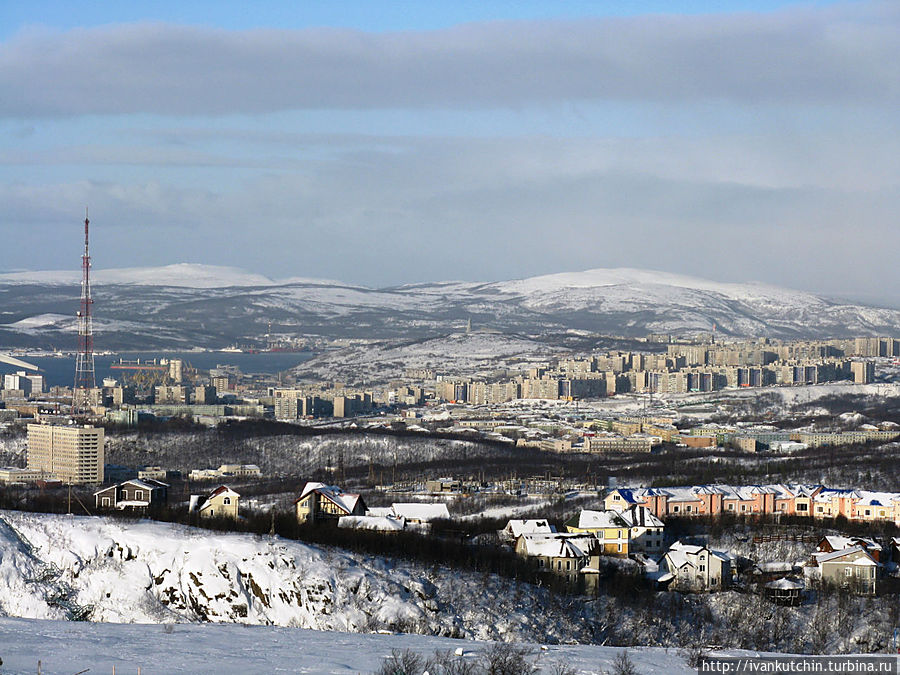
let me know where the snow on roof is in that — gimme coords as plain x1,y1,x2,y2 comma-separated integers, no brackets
505,519,555,537
765,578,803,590
820,535,881,552
519,533,596,559
296,482,361,515
615,505,664,529
574,510,624,530
366,507,394,518
854,490,900,507
390,503,450,522
814,546,879,566
665,540,732,568
338,515,405,532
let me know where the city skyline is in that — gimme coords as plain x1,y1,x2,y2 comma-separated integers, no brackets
1,1,897,304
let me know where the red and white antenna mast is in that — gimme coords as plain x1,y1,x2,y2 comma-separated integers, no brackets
73,207,96,414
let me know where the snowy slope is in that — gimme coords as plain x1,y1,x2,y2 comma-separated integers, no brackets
0,615,708,674
0,511,595,644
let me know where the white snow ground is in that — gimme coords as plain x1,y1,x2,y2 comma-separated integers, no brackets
0,616,705,674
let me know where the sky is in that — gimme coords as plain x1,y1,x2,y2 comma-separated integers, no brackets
0,1,898,303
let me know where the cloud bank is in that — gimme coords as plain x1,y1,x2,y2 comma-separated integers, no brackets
1,3,898,116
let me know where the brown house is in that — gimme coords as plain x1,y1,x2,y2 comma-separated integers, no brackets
94,478,169,511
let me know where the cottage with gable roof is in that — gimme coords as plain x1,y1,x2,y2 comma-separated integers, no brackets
295,481,366,524
499,519,556,543
515,533,598,585
94,478,168,511
565,509,630,555
660,540,732,591
191,485,240,520
808,546,880,595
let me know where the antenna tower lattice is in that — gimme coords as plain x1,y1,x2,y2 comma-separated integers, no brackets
73,208,95,413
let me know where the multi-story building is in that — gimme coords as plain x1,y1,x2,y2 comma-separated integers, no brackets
26,424,104,484
850,361,875,384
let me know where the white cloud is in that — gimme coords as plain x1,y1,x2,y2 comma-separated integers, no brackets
0,3,897,116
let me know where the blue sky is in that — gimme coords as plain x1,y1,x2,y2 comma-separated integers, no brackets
1,1,898,303
0,1,844,36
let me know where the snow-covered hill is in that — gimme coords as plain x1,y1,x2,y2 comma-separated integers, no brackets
2,264,899,348
0,511,593,643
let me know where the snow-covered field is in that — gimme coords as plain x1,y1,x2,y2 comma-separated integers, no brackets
0,616,705,674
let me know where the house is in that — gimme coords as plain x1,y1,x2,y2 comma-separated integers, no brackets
809,546,880,595
295,482,366,524
564,509,629,555
816,535,883,563
615,505,666,554
499,519,556,543
94,478,168,511
515,533,597,585
891,537,900,564
659,541,732,591
191,485,240,520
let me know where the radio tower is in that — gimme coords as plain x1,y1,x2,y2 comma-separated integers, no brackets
73,207,95,414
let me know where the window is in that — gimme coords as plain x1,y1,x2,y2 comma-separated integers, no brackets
617,544,622,552
566,561,571,571
673,506,680,513
727,504,734,511
741,504,746,512
223,497,231,505
686,505,692,513
135,490,143,500
700,565,706,572
817,506,823,513
864,509,871,517
101,497,110,507
539,559,545,568
613,495,620,501
796,503,808,512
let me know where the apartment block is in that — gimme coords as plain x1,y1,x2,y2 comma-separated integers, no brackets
26,424,105,484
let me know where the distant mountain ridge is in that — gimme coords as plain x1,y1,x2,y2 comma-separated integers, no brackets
0,264,898,349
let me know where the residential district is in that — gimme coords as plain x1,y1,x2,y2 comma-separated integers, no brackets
1,333,898,607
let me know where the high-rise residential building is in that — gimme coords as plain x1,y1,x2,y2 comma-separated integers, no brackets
27,424,105,484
